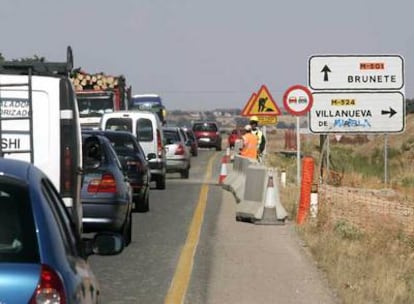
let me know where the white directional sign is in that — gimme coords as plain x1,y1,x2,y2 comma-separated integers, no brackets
309,92,405,133
309,55,404,90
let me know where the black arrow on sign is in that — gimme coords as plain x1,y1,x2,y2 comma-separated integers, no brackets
381,107,397,118
321,65,331,81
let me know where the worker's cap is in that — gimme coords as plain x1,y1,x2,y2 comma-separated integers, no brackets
244,124,252,131
249,116,259,123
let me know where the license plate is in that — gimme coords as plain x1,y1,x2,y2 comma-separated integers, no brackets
200,137,210,142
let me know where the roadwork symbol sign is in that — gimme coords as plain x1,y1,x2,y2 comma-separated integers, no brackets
241,93,257,116
242,85,281,116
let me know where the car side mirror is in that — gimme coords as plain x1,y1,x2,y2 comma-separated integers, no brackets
83,232,125,257
147,153,156,160
83,139,102,169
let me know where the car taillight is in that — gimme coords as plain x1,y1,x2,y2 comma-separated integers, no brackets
157,129,163,157
175,144,185,155
87,173,117,193
30,264,66,304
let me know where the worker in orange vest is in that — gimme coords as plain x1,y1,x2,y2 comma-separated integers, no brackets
240,124,258,160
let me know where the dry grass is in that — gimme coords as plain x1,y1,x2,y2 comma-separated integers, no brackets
277,180,414,304
266,120,414,304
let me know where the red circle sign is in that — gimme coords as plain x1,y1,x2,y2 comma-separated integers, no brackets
283,85,313,116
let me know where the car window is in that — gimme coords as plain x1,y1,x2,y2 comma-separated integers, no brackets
193,123,218,132
163,130,180,143
41,178,82,257
136,118,153,142
105,118,133,132
105,141,124,170
0,177,39,263
107,134,136,155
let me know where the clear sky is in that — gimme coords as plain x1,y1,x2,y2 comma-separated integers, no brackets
1,0,412,110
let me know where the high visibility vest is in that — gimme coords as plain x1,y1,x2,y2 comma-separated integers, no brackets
252,128,265,152
240,133,258,159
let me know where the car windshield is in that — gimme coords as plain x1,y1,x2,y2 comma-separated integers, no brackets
105,134,137,156
0,177,39,263
193,123,217,132
163,130,180,144
105,118,133,132
77,96,114,117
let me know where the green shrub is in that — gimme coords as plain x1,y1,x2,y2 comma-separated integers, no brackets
334,220,364,240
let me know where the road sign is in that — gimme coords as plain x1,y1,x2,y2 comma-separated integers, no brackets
308,91,405,133
241,93,257,116
308,55,404,90
244,85,281,116
256,116,277,125
283,85,313,116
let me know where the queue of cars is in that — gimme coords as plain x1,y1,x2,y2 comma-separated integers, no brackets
0,47,230,302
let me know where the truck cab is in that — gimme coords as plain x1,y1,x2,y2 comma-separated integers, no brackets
129,94,166,125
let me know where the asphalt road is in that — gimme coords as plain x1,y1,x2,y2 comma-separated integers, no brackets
89,149,339,304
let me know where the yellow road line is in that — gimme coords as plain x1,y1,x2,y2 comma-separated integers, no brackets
164,153,217,304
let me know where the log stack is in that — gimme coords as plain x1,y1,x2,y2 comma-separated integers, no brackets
70,71,124,91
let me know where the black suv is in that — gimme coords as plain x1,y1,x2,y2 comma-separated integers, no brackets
192,121,222,151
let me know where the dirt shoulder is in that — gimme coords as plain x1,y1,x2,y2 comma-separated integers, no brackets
202,190,339,304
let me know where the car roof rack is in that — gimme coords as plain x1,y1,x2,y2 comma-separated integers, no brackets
0,46,73,76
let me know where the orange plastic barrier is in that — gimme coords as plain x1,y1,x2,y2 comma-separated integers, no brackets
296,157,315,224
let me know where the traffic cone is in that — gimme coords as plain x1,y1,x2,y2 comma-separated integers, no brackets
218,157,228,184
256,169,287,225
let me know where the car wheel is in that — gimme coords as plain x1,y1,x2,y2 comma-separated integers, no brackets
122,211,132,246
156,174,166,190
136,190,149,212
181,167,190,179
216,145,222,151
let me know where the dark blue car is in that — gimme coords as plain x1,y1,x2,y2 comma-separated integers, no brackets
82,130,152,212
81,133,133,245
0,158,124,303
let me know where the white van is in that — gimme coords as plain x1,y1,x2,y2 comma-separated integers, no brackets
100,111,167,189
0,47,83,233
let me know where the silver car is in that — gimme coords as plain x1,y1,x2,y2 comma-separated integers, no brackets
162,126,192,178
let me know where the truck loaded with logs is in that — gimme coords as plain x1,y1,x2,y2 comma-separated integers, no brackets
70,70,131,129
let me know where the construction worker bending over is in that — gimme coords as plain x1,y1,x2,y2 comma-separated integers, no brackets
240,124,258,160
249,116,266,161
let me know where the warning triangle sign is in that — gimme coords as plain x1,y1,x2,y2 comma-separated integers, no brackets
241,93,256,116
245,85,281,116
